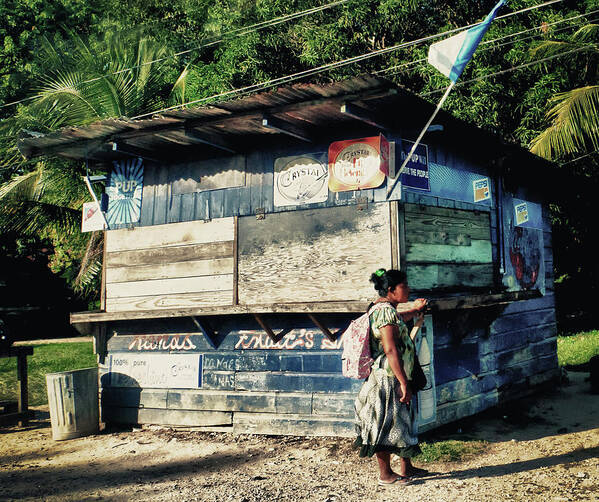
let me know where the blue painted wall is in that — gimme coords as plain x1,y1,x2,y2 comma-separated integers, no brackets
100,130,559,435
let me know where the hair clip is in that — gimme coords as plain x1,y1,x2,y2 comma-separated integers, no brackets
374,268,385,277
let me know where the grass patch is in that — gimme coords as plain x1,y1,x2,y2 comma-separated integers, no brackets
0,342,96,406
557,330,599,367
417,439,487,463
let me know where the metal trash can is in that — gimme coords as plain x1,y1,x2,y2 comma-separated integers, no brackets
46,367,99,440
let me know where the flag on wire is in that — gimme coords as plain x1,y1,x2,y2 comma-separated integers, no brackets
387,0,506,198
428,0,506,82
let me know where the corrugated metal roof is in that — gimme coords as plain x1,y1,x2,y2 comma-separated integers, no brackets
16,75,534,167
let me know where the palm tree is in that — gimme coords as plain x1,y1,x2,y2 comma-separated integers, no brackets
529,24,599,160
0,29,189,299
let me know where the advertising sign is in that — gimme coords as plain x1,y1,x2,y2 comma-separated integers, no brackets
398,140,429,191
274,153,328,206
473,177,491,203
105,157,144,226
328,135,389,192
107,353,203,389
81,201,105,232
515,202,529,226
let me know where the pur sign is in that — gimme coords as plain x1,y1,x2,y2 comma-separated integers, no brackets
105,157,144,225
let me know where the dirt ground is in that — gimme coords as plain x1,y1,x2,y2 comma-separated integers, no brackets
0,371,597,502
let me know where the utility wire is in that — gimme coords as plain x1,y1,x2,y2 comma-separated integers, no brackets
0,0,566,114
421,45,594,96
0,0,350,111
561,149,599,165
376,10,599,77
0,0,572,133
132,0,567,119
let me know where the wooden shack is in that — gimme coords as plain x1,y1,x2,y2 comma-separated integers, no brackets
18,76,559,436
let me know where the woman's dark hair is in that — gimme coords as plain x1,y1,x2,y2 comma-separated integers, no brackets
370,268,407,297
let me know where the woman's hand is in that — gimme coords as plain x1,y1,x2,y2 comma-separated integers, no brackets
398,382,413,404
414,312,425,328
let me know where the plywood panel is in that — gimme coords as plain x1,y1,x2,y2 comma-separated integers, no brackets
106,217,235,252
105,241,234,268
106,274,234,298
105,290,234,312
238,203,392,304
105,257,234,283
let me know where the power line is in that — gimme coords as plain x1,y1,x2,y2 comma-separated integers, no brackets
376,9,599,77
0,0,350,111
421,45,594,97
132,0,567,120
561,149,599,165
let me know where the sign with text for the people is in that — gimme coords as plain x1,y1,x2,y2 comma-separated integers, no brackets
107,353,203,388
81,201,106,232
105,157,144,225
328,135,389,192
397,140,429,191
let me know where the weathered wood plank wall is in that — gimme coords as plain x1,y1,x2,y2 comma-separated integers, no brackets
238,203,392,304
97,136,558,436
403,204,493,291
100,322,361,435
104,218,235,312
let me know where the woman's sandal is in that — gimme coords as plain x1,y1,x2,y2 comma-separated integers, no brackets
377,475,413,486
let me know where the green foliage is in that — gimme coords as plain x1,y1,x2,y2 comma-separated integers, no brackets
417,439,487,463
557,330,599,366
0,0,598,315
0,342,96,406
529,24,599,159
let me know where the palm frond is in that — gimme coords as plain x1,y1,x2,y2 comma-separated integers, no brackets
530,85,599,159
74,231,104,292
572,24,599,42
530,40,572,59
0,200,81,235
0,169,43,200
170,64,191,105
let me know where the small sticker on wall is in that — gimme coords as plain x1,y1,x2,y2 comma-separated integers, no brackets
473,178,491,203
515,202,529,225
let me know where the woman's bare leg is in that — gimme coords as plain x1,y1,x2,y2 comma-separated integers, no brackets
376,452,396,481
399,457,411,476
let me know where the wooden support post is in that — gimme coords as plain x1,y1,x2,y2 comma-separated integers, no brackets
261,115,312,142
191,316,218,349
253,314,286,343
340,102,388,130
397,202,407,272
389,200,399,270
16,349,29,427
233,216,239,305
94,323,107,365
307,314,339,342
100,231,107,311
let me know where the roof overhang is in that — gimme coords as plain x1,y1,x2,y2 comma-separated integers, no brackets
16,76,527,163
17,74,570,198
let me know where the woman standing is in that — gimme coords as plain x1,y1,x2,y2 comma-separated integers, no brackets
354,268,427,486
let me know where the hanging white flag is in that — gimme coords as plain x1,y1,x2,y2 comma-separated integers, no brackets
387,0,507,199
428,0,506,82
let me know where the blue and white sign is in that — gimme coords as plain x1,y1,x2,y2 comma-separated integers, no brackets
105,158,144,225
399,140,430,191
473,177,491,203
513,198,543,229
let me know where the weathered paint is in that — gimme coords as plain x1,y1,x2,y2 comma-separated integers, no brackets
95,129,557,436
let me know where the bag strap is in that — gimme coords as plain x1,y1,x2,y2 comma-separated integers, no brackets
367,301,393,315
